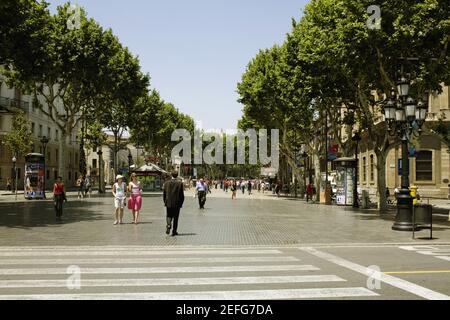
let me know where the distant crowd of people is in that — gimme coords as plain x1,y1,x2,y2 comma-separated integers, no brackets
76,175,92,199
49,173,287,235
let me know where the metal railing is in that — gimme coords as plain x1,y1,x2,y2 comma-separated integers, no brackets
0,96,29,112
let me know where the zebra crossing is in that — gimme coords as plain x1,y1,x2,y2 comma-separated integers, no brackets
0,246,379,300
399,245,450,262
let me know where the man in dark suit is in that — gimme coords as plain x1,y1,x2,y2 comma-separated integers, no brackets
163,171,185,236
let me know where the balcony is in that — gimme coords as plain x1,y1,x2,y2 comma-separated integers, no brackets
0,96,30,113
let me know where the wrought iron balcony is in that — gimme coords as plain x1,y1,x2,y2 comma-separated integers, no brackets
0,96,30,112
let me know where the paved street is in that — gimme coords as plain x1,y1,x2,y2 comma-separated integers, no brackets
0,190,449,300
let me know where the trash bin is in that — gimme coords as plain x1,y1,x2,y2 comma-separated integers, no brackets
413,204,433,239
414,204,432,228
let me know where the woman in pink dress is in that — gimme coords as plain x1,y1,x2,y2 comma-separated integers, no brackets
128,173,143,224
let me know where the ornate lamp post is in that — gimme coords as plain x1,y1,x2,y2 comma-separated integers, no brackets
352,131,362,208
128,150,133,176
96,148,104,193
40,136,49,199
383,76,429,231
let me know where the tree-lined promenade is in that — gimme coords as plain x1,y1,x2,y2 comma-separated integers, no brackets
237,0,450,211
0,0,194,181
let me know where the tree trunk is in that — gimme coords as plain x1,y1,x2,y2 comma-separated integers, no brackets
314,154,321,202
58,133,66,184
376,150,388,212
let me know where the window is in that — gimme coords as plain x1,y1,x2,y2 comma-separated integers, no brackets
54,171,58,180
47,149,51,162
69,152,72,166
46,170,50,180
92,159,97,169
362,157,367,182
47,127,51,140
416,151,433,181
17,168,21,180
38,124,43,137
31,122,35,135
56,149,59,163
55,129,59,141
370,155,375,182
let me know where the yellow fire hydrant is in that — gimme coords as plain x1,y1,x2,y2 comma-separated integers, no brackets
410,185,418,205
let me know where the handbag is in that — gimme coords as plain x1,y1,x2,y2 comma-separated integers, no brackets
127,197,133,210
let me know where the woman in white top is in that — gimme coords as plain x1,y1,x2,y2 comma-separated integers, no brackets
112,175,127,225
128,173,143,224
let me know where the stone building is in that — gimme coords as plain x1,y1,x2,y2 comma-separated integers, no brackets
0,75,81,190
356,86,450,199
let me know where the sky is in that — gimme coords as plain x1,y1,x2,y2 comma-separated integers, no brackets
48,0,308,131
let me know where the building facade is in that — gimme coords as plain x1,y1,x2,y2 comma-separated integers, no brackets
357,86,450,199
0,76,81,190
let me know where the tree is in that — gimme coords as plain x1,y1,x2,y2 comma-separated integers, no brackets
237,44,313,187
290,0,450,211
5,4,136,182
2,110,32,157
93,45,150,176
0,0,50,70
130,91,195,170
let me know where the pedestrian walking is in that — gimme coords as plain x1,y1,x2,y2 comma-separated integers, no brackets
163,171,185,236
231,180,237,200
53,176,66,222
84,175,92,198
128,173,143,224
6,178,11,192
76,175,85,199
306,182,313,202
196,178,208,209
112,175,127,225
248,180,252,195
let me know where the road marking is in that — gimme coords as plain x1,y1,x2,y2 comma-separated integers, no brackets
399,246,439,251
300,247,450,300
0,275,345,288
0,264,320,275
417,251,450,256
437,256,450,262
0,256,299,265
0,249,282,257
384,270,450,275
0,287,378,300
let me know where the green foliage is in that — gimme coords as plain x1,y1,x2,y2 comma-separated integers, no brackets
2,111,33,156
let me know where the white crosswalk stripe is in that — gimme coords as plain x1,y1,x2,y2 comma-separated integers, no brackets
399,245,450,262
0,246,379,300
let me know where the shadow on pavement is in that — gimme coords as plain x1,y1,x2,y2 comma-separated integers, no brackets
0,201,107,230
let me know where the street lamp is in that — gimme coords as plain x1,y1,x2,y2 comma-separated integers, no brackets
128,150,133,176
352,131,362,208
383,74,429,231
96,148,104,194
40,136,49,199
12,155,17,201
